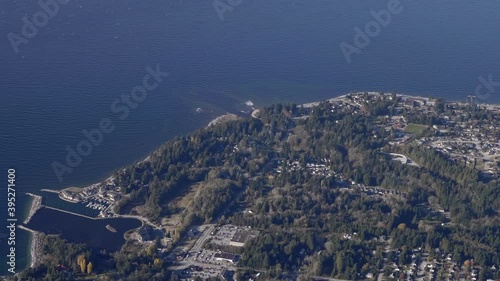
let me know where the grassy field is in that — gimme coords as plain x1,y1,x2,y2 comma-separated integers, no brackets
404,123,428,134
64,186,85,193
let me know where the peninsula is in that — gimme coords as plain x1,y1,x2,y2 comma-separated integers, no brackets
19,92,500,281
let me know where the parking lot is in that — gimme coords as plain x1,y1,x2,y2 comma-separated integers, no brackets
210,224,240,246
180,264,224,280
169,224,257,280
186,249,237,266
179,248,238,280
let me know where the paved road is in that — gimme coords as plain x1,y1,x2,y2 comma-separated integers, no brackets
168,258,238,273
168,224,216,271
113,213,160,228
191,224,215,253
388,153,420,167
311,275,351,281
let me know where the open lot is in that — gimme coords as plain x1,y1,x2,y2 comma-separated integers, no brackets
404,123,428,134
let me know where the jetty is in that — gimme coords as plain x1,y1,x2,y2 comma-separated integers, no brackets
43,205,96,220
40,188,60,194
40,205,157,229
18,224,37,233
24,193,43,224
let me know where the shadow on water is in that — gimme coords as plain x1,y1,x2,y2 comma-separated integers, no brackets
26,207,142,252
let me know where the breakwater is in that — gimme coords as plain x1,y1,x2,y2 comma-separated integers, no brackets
43,205,96,220
24,193,43,224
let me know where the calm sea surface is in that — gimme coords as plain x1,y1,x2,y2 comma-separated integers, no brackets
1,0,500,274
26,207,142,252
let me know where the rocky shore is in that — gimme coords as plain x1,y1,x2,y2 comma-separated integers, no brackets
30,231,44,268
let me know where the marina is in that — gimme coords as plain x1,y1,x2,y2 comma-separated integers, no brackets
57,178,122,218
84,200,109,211
25,207,143,252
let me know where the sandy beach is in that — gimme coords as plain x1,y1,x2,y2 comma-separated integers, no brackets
207,114,239,128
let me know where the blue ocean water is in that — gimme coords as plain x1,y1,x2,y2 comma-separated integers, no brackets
1,0,500,275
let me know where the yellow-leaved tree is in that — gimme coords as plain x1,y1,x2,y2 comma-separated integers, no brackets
146,244,156,256
87,262,93,275
77,255,86,273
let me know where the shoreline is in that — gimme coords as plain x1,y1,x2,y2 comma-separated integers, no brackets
206,99,256,128
34,92,500,212
206,113,239,128
18,225,43,268
29,231,43,268
301,92,500,108
51,92,499,211
50,91,499,199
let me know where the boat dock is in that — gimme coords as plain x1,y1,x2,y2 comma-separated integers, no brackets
85,201,108,211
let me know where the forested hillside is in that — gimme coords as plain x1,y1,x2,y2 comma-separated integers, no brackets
20,94,500,281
